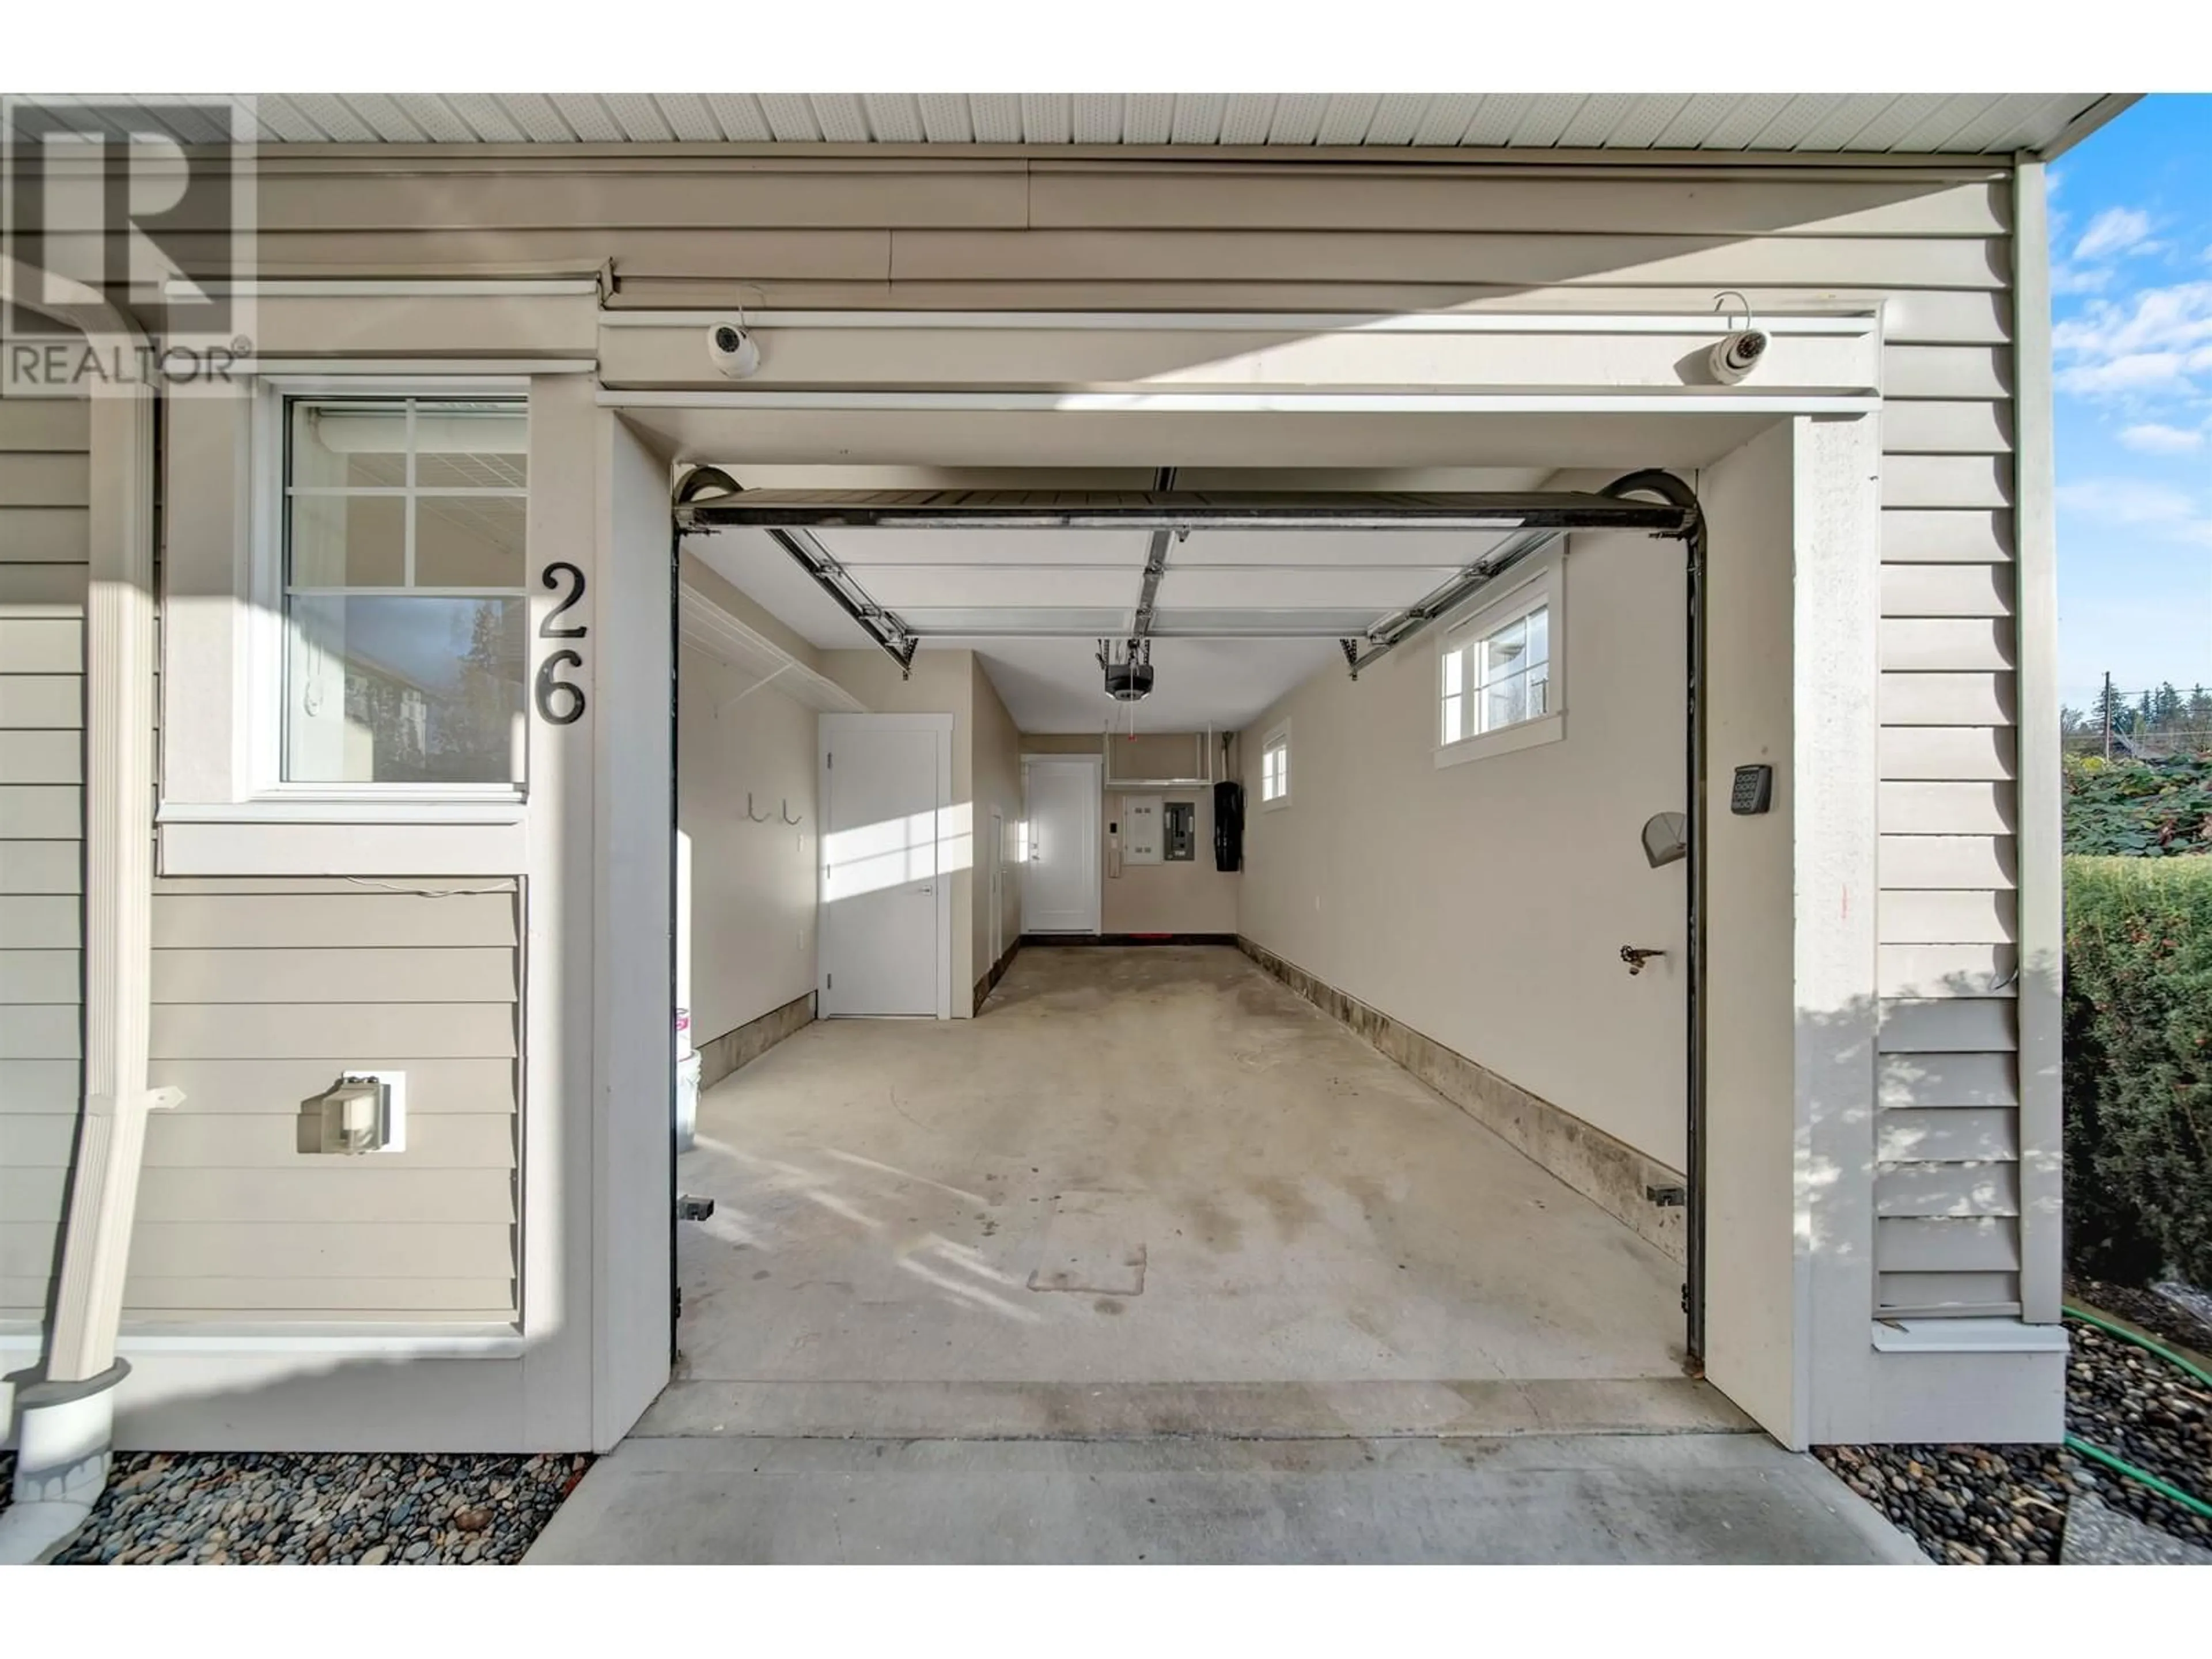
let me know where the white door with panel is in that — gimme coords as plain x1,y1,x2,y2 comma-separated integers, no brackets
1022,756,1101,934
819,715,952,1017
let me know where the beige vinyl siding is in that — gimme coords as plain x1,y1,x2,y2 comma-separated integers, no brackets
93,876,525,1325
0,391,86,1324
237,154,2031,1326
240,156,2022,329
1876,404,2022,1293
1876,215,2023,1318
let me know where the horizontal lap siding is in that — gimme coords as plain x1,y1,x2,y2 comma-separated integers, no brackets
243,156,2033,1327
252,161,2024,340
130,877,522,1324
0,391,85,1323
1878,259,2022,1316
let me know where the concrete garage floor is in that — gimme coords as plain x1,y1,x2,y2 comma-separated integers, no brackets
535,947,1919,1563
655,945,1705,1438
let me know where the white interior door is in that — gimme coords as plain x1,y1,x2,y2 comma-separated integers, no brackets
820,716,947,1017
1023,757,1100,934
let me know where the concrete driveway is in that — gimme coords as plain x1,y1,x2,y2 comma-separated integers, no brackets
525,1431,1926,1565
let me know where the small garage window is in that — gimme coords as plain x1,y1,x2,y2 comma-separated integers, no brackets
1261,721,1291,809
1437,555,1565,768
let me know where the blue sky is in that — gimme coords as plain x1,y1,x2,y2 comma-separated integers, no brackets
2050,94,2212,711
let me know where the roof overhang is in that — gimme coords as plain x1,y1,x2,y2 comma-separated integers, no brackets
50,93,2137,162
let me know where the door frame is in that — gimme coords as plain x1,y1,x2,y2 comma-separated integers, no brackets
817,711,955,1020
1021,753,1104,935
988,802,1005,963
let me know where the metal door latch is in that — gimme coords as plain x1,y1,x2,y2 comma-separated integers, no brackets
1619,945,1666,975
677,1195,716,1221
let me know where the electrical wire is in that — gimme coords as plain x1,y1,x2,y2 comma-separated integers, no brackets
2059,1303,2212,1521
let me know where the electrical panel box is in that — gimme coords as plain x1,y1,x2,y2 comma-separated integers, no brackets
1164,800,1196,861
1124,795,1163,863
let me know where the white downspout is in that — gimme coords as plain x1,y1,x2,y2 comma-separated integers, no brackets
0,270,180,1563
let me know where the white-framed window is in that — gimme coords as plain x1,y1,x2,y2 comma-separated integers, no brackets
1436,555,1566,768
1260,721,1291,808
277,394,531,789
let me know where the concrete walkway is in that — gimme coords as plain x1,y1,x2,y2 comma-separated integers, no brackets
526,1433,1926,1564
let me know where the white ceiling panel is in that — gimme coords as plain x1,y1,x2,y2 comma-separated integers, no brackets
1156,566,1446,610
815,528,1150,568
685,528,868,650
964,637,1339,733
1167,528,1508,568
898,607,1131,635
857,567,1139,609
1148,607,1385,637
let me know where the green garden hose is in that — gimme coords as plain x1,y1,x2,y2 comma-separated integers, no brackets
2060,1302,2212,1522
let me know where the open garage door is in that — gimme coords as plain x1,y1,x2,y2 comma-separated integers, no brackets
666,478,1713,1439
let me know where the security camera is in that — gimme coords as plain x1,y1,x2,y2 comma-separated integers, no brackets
707,320,760,379
1708,326,1768,385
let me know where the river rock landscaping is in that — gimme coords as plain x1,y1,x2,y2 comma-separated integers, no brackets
0,1449,590,1565
1816,1308,2212,1565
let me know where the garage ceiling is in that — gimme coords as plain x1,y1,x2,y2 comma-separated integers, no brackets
206,93,2130,158
691,519,1535,732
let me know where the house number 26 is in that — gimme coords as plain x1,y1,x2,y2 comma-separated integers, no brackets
535,562,588,726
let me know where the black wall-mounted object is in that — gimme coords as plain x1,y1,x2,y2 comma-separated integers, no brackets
1214,780,1245,872
1730,764,1774,816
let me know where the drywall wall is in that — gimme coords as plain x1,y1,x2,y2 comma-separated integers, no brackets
972,662,1024,987
1237,532,1688,1168
1022,732,1239,935
821,645,979,1013
678,639,817,1047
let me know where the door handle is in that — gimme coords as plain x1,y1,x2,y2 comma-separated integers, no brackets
918,885,934,895
1619,945,1666,976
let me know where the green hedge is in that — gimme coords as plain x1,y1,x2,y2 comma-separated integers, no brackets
2063,855,2212,1286
2063,753,2212,856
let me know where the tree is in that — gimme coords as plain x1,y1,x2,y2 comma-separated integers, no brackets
2095,677,2130,740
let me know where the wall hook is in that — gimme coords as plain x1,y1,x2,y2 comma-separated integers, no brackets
780,799,803,825
745,792,770,823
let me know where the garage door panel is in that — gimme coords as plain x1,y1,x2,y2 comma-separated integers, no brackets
1169,528,1512,567
859,566,1139,608
1157,566,1444,609
820,528,1151,567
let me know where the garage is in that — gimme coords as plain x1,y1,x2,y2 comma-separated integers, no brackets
654,478,1717,1438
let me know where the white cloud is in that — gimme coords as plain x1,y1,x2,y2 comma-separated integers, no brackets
2056,477,2197,524
2119,422,2206,454
2053,263,2113,295
2074,206,2156,262
2055,281,2212,359
2054,282,2212,400
2057,478,2212,549
2056,351,2207,395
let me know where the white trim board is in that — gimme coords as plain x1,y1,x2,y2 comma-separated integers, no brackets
602,309,1880,336
601,389,1881,415
176,279,601,298
244,358,597,376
